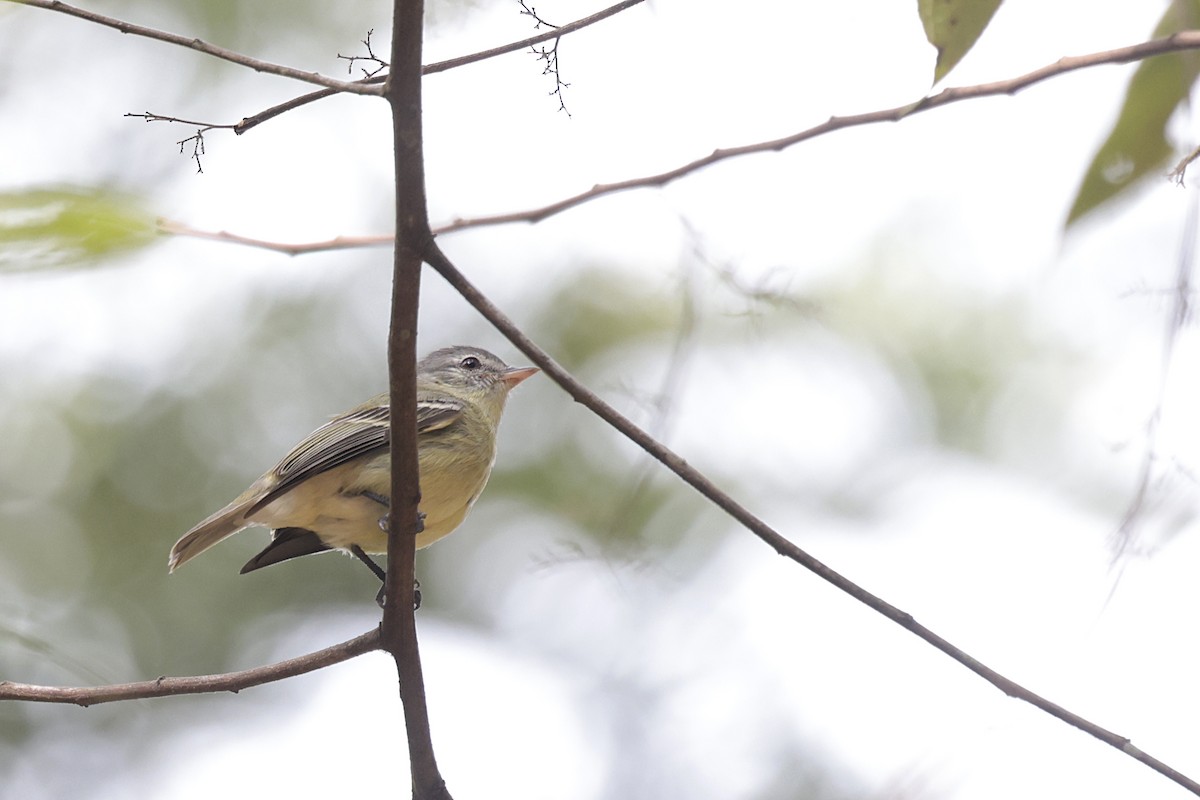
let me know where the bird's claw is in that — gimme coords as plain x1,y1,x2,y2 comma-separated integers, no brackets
376,510,426,534
375,578,422,610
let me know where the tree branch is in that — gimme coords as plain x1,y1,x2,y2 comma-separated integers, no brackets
161,29,1200,251
0,629,381,707
423,0,643,76
98,0,647,140
157,218,393,254
11,0,383,95
420,242,1200,798
381,0,449,798
227,0,646,135
434,30,1200,233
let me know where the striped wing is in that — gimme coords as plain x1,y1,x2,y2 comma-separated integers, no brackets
245,392,464,515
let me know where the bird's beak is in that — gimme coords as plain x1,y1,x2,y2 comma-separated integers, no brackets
502,366,540,387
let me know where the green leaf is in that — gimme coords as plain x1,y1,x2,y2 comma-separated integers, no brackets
1066,0,1200,227
917,0,1004,84
0,186,157,270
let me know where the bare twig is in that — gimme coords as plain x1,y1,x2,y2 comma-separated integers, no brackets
177,130,207,173
158,218,393,254
424,0,642,76
338,29,388,78
518,0,571,114
13,0,383,95
420,241,1200,798
0,629,381,707
229,0,644,135
127,113,242,171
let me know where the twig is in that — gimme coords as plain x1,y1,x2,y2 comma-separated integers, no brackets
0,629,381,707
338,29,388,78
230,0,644,135
424,0,642,76
127,114,237,172
158,218,393,253
13,0,383,95
518,1,571,114
420,240,1200,798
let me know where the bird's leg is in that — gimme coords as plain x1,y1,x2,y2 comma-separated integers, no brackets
361,490,425,533
349,544,387,581
356,493,423,610
362,490,389,531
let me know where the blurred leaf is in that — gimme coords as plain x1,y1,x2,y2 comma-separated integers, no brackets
0,186,157,270
531,267,685,368
492,438,707,553
1066,0,1200,226
820,259,1077,454
917,0,1003,83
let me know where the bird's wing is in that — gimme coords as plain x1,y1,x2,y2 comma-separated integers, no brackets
247,401,391,515
246,393,465,516
415,391,465,434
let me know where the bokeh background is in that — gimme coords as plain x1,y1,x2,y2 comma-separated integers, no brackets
3,1,1200,798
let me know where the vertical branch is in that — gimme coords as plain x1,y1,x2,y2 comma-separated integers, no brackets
383,1,447,799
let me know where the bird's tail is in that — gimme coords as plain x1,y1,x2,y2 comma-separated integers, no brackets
168,499,255,572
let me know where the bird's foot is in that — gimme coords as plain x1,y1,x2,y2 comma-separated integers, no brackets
374,579,422,610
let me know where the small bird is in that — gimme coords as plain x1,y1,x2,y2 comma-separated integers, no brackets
167,346,538,595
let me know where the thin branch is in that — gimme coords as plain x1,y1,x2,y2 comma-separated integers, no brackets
434,30,1200,233
0,629,381,707
127,114,239,172
517,0,572,115
338,28,388,79
11,0,383,95
420,241,1200,798
228,0,645,135
158,218,394,254
423,0,643,76
161,30,1200,255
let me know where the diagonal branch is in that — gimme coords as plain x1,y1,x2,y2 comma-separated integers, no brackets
424,0,644,76
231,0,646,135
129,0,646,138
0,629,381,707
161,29,1200,250
434,30,1200,233
11,0,383,95
420,241,1200,798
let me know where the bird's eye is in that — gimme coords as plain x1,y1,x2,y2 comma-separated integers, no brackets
460,356,482,370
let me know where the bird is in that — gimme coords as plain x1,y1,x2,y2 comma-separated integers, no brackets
167,346,538,598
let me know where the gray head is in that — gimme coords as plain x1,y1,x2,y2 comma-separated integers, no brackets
418,346,538,394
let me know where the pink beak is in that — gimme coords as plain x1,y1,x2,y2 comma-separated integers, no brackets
502,366,540,387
